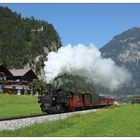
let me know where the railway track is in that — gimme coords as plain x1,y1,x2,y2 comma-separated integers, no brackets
0,113,46,122
0,109,97,131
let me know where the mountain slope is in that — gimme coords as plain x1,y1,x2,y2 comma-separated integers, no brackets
100,27,140,95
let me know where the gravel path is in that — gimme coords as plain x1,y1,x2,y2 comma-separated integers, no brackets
0,109,97,131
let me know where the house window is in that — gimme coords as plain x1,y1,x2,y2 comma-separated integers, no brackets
3,77,6,80
12,86,16,89
0,76,6,81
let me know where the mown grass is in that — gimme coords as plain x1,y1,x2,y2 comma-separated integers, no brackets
0,104,140,137
0,94,42,119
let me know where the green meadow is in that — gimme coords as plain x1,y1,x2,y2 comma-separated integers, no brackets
0,94,42,119
0,104,140,137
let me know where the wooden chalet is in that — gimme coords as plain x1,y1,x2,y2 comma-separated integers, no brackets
0,64,38,95
9,68,38,82
0,64,13,92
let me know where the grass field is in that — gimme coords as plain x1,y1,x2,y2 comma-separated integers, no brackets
0,94,42,119
0,104,140,136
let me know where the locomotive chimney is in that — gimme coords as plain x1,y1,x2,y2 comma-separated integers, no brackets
47,84,52,95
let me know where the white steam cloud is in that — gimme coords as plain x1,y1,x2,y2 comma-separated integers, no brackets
44,44,132,91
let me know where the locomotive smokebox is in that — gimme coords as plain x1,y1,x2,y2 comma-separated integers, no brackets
46,84,52,95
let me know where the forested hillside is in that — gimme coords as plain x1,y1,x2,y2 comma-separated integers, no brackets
0,6,62,78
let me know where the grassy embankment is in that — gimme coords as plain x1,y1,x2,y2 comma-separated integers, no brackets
0,104,140,136
0,94,42,119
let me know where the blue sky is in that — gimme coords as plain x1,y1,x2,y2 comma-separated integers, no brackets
1,3,140,48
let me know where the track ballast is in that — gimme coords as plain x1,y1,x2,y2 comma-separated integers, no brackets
0,108,97,131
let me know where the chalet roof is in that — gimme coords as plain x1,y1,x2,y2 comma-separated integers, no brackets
10,68,33,76
0,64,13,77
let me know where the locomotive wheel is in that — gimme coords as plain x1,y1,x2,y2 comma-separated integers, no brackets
40,103,49,113
50,105,65,114
57,105,65,113
40,104,46,113
70,108,75,112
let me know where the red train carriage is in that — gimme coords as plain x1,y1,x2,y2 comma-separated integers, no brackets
98,96,106,106
109,98,115,105
104,98,109,105
69,92,83,110
104,98,116,106
92,94,100,106
82,93,93,108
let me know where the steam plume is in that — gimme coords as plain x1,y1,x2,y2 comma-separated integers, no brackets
44,44,132,91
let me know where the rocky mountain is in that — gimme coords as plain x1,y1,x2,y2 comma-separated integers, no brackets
99,27,140,95
0,6,61,79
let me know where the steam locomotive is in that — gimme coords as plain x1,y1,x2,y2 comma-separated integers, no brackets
38,84,117,114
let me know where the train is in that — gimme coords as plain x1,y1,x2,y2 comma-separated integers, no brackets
131,97,140,104
38,84,118,114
